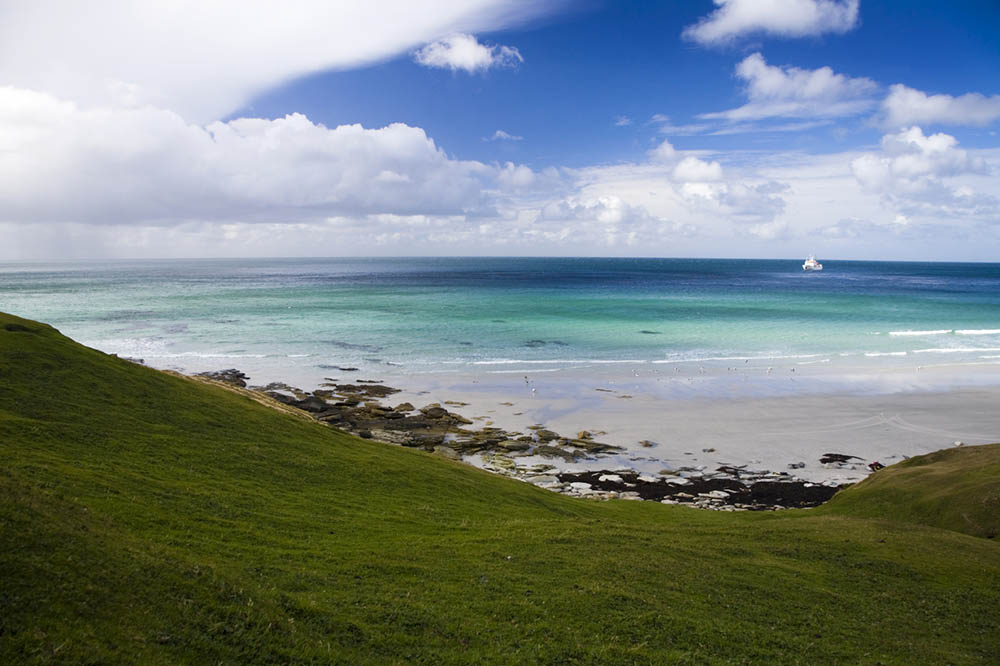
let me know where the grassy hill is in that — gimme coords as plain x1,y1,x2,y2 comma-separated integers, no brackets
1,311,998,664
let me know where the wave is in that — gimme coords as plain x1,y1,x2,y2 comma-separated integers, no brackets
886,328,1000,337
653,353,823,364
144,352,269,359
888,329,952,336
913,347,1000,354
472,359,649,366
864,351,907,357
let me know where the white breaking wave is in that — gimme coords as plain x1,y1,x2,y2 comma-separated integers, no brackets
888,329,952,336
913,347,1000,354
864,351,907,357
472,359,649,366
956,329,1000,335
652,353,823,364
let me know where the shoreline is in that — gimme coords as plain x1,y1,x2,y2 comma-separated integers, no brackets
191,362,1000,510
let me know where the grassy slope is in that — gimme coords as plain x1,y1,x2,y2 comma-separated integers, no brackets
1,311,998,665
819,446,1000,539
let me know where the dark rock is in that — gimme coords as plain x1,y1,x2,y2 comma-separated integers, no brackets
394,402,415,412
266,391,297,405
420,405,449,419
820,453,862,464
534,429,560,442
294,396,330,413
556,470,842,509
196,368,249,387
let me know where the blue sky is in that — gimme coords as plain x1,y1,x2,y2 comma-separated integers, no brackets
1,0,999,260
240,0,1000,165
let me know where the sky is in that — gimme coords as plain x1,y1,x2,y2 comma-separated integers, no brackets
1,0,999,261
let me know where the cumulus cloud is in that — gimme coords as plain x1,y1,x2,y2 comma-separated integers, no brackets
647,139,724,182
672,156,724,182
0,1,550,122
539,196,694,247
851,126,995,217
683,0,859,46
413,33,522,73
880,84,1000,128
0,86,546,226
701,53,877,122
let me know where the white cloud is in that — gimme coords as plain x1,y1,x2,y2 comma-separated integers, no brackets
413,33,522,73
0,86,543,226
881,84,1000,128
488,129,523,141
702,53,877,122
672,156,724,182
851,126,995,217
0,1,550,122
683,0,859,46
647,139,724,182
539,195,694,247
615,116,632,127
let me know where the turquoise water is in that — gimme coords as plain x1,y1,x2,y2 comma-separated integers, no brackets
2,257,999,387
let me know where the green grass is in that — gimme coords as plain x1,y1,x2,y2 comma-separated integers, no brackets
1,311,998,664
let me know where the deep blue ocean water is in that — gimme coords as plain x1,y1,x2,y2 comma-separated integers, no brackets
2,257,999,386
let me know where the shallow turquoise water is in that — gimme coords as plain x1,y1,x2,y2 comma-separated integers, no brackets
2,257,999,386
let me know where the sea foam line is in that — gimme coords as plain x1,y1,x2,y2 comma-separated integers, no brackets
886,328,1000,336
865,351,907,357
653,353,823,364
913,347,1000,354
888,329,952,336
471,359,648,366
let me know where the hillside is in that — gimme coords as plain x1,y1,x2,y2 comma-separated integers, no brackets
1,311,998,665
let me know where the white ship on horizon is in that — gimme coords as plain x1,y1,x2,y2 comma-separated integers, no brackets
803,255,823,271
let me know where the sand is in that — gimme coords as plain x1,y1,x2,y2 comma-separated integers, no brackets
379,359,1000,484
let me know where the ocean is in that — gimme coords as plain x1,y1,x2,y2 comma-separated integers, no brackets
2,257,1000,391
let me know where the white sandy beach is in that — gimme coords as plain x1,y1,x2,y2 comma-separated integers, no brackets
376,359,1000,484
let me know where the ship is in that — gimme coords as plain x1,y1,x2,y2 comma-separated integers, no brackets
802,255,823,271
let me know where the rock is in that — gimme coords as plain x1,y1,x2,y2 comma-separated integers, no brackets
420,405,449,419
954,440,964,446
577,430,593,440
533,445,578,462
639,440,657,448
598,474,624,483
534,429,560,442
819,453,862,464
788,462,806,469
526,474,561,485
702,447,716,453
432,446,462,460
499,440,531,451
196,368,249,387
569,482,592,491
394,402,415,412
294,396,330,412
266,391,297,405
